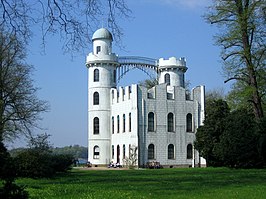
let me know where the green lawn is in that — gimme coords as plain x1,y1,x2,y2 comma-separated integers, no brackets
16,167,266,199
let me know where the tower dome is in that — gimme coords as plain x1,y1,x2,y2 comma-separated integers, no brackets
92,28,113,41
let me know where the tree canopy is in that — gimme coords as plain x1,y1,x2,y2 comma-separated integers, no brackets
206,0,266,119
195,98,266,168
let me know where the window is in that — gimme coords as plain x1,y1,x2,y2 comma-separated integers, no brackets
112,145,114,159
112,116,114,134
167,113,174,132
123,114,126,132
168,144,174,159
164,73,170,85
96,46,101,54
117,115,120,133
93,146,100,159
148,112,155,132
117,145,120,163
123,144,126,159
186,113,192,132
93,117,99,134
148,144,155,159
129,113,131,132
93,92,99,105
94,69,99,82
187,144,193,159
113,70,116,83
112,90,114,99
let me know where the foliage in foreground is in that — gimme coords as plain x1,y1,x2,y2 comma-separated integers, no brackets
195,99,266,168
0,143,29,199
14,149,74,178
16,168,266,199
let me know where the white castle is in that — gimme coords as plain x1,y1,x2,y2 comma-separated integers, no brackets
86,28,206,168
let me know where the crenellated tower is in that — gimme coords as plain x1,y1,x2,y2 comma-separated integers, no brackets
157,57,187,87
86,28,119,166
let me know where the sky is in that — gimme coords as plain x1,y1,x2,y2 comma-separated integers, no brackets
8,0,232,148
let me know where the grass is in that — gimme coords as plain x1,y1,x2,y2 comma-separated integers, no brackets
15,167,266,199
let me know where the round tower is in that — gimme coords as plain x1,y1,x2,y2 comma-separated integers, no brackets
86,28,119,166
157,57,187,87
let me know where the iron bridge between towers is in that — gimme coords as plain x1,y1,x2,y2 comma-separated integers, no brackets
117,56,159,82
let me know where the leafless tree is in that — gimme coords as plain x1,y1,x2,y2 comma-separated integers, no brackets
0,0,131,52
0,30,48,143
123,145,138,168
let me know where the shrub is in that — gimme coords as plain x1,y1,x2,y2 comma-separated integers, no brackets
51,154,74,173
0,142,29,198
0,180,29,199
14,149,55,178
14,149,74,178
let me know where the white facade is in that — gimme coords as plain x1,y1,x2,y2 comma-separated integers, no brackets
86,28,206,167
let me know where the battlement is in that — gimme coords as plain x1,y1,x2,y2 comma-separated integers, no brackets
111,85,137,104
157,57,186,69
86,52,118,64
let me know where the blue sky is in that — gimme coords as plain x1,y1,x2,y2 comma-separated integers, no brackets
9,0,232,148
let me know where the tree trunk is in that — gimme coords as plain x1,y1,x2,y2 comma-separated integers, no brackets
238,0,264,119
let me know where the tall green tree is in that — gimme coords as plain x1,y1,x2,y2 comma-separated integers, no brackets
206,0,266,119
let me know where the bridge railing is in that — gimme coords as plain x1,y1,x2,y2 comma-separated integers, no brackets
118,56,158,67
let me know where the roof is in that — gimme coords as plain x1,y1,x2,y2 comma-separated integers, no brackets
92,28,113,41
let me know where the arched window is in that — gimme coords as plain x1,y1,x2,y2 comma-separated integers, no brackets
187,144,193,159
123,144,126,159
93,117,99,134
94,69,99,82
93,92,99,105
148,112,155,132
168,144,174,159
112,116,114,134
129,113,131,132
186,113,193,132
167,113,174,132
148,144,155,159
117,115,120,133
117,145,120,163
112,145,114,159
113,70,116,83
164,73,170,85
123,114,126,132
93,145,100,159
112,90,114,99
96,46,101,54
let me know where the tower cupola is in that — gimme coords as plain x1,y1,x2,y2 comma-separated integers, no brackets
92,28,113,41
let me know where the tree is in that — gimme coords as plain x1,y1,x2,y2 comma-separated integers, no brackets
215,109,262,168
205,0,266,119
138,78,158,89
0,0,131,52
205,87,226,101
194,99,230,166
28,133,52,151
123,145,138,169
195,98,266,168
0,31,48,143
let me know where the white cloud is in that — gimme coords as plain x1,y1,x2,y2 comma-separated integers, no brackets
157,0,211,9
